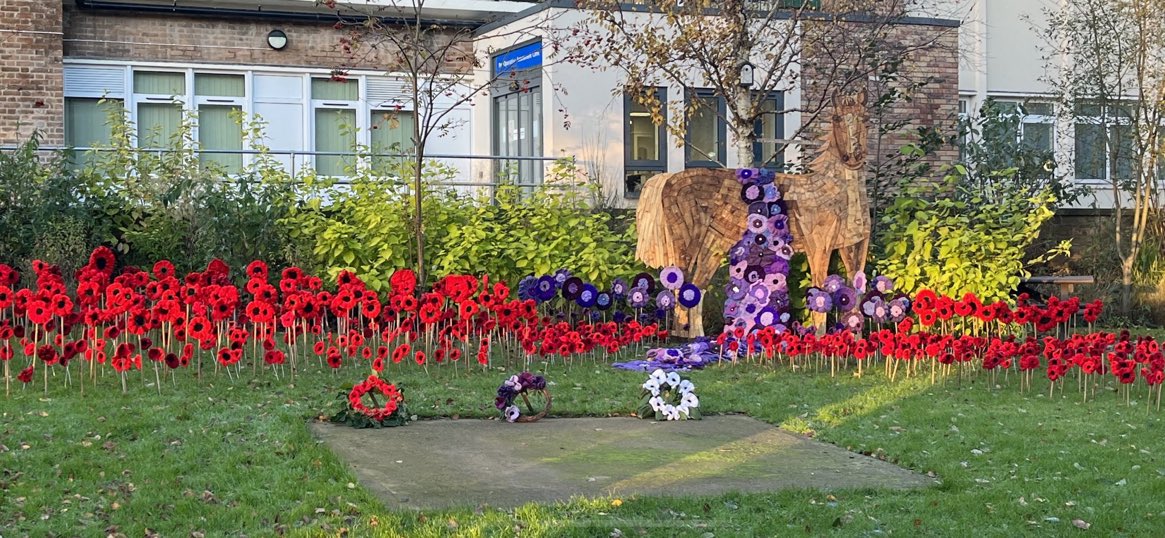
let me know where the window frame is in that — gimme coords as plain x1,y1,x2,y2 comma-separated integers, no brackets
624,86,668,199
130,69,188,150
193,71,249,172
684,88,727,169
752,90,785,170
1073,101,1136,185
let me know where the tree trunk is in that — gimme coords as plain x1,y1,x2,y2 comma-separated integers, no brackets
414,150,425,289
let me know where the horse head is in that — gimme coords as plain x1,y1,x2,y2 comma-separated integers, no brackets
829,89,870,170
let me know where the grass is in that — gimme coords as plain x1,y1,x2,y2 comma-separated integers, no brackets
3,355,1165,537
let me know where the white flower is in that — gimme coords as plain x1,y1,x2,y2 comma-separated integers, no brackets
649,369,668,385
649,396,664,412
665,371,681,388
504,405,521,422
681,392,699,409
642,379,661,396
664,405,681,421
678,380,695,395
676,404,689,418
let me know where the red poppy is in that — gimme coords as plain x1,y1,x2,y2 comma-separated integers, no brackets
246,260,269,281
152,260,175,281
17,365,34,383
414,350,426,365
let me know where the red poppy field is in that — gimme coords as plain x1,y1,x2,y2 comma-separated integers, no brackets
4,249,1165,536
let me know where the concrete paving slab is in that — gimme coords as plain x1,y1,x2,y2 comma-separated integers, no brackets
310,415,935,511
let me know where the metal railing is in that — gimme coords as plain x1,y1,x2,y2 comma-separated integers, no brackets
0,145,590,192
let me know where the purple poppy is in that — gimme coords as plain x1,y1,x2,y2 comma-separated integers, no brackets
862,295,887,322
763,184,781,201
873,275,895,294
888,296,911,322
807,287,832,313
611,278,629,298
628,287,649,309
535,276,557,302
656,290,676,310
762,271,788,292
678,283,702,308
517,275,537,301
724,301,741,318
769,292,791,311
756,305,780,326
576,284,598,308
743,265,765,283
823,274,845,294
631,272,656,293
553,269,571,286
660,266,685,290
561,276,584,300
748,201,770,216
774,242,794,260
726,279,748,301
736,168,755,182
833,285,858,312
768,202,784,216
595,291,613,310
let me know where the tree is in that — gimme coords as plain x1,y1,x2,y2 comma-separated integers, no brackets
326,0,561,287
571,0,958,169
1042,0,1165,314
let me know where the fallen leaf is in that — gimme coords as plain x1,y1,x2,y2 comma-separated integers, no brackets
1072,519,1090,530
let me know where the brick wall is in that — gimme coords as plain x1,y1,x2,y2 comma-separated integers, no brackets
0,0,64,145
800,20,960,189
62,6,471,72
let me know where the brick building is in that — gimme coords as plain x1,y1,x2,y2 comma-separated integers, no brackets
2,0,961,206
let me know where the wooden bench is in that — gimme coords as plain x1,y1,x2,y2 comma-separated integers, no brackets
1023,275,1095,297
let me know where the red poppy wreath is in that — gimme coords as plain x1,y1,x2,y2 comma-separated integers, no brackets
332,374,410,428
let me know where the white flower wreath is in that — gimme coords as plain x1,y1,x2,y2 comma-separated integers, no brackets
637,368,701,421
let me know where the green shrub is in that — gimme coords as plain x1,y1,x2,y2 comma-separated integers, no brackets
875,166,1065,303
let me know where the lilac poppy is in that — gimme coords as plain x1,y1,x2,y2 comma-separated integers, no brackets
660,266,685,290
749,283,771,303
843,311,865,332
806,287,833,313
726,279,748,301
656,290,676,310
678,283,702,308
729,261,747,280
774,242,794,261
724,301,741,318
747,213,767,234
862,295,887,322
763,184,781,202
873,275,895,294
833,285,858,312
889,296,911,322
853,271,867,294
741,183,764,203
763,271,788,292
729,243,749,264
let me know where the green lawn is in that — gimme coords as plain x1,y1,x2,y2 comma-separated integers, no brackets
3,356,1165,537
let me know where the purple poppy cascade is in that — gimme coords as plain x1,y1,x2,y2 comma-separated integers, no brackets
722,168,795,352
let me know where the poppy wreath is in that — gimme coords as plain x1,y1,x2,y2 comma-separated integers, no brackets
637,368,700,421
331,374,409,428
495,371,551,423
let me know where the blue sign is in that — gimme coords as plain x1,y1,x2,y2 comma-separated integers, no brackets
494,41,542,75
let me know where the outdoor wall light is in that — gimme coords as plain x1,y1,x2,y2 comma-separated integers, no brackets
739,61,755,88
267,29,289,50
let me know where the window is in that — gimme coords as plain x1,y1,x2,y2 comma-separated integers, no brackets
995,100,1054,153
133,71,185,149
195,73,245,172
312,78,360,176
753,91,784,169
1074,102,1135,183
65,98,122,166
685,89,726,168
957,97,970,161
370,109,415,174
624,87,667,198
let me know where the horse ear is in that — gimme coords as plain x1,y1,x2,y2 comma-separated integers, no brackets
856,88,868,106
831,93,842,110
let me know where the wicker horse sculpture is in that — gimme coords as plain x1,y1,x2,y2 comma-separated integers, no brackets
635,91,871,337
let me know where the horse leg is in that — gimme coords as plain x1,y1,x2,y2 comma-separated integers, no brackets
806,243,832,331
840,238,870,280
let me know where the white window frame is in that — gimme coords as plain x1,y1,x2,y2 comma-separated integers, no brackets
63,60,432,177
1072,101,1136,185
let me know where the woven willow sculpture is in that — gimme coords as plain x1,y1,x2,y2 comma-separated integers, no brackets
636,91,871,337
